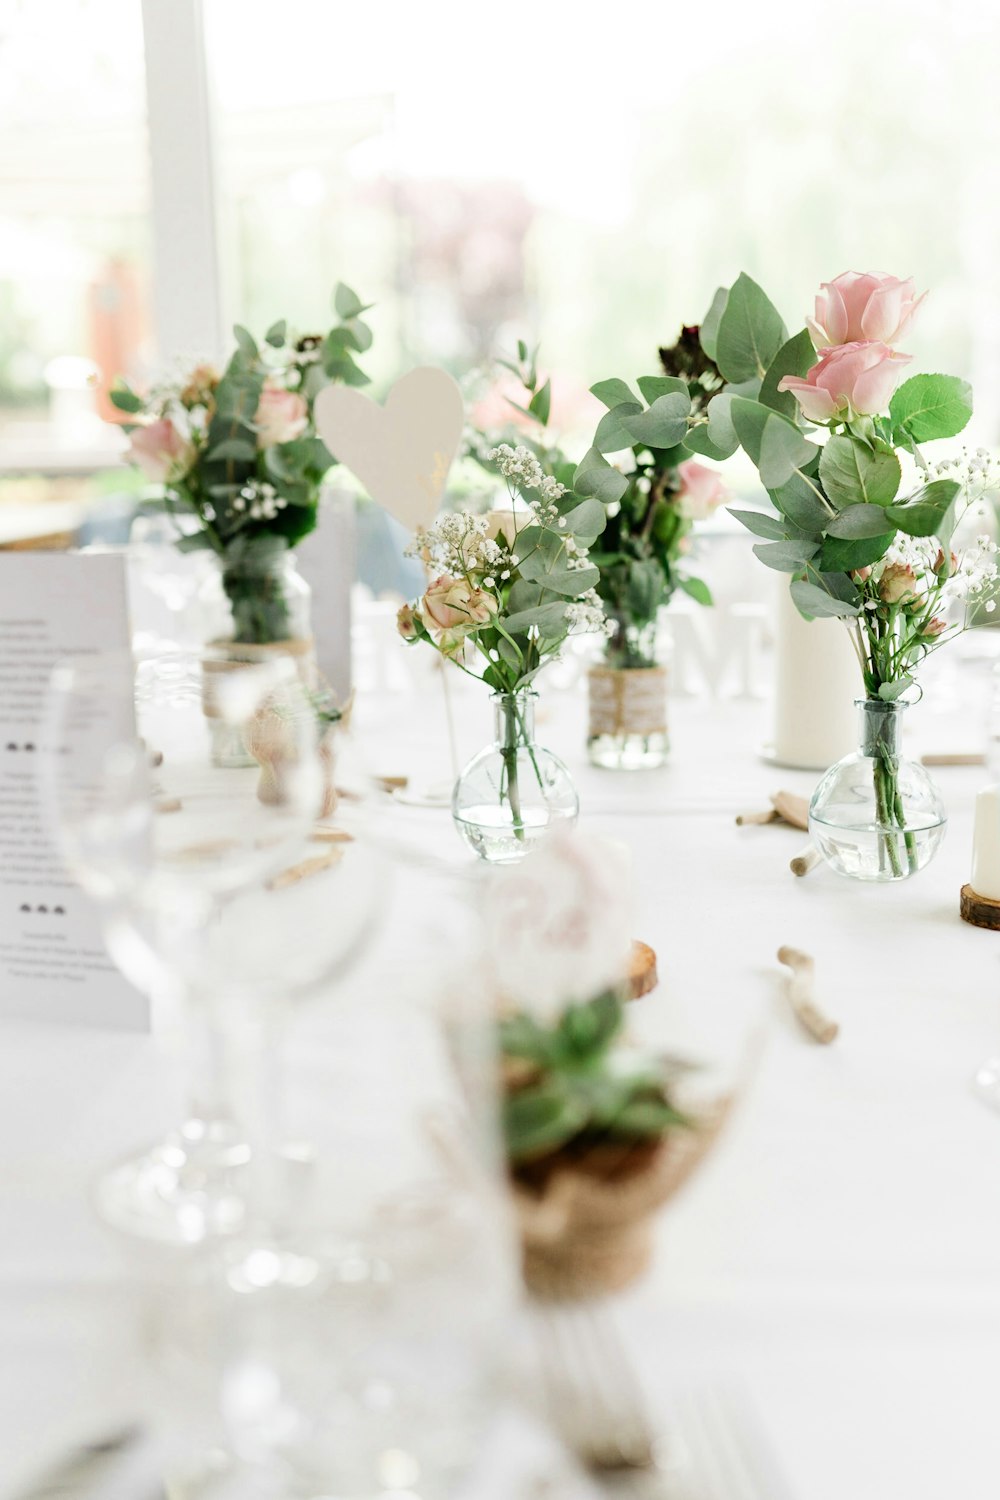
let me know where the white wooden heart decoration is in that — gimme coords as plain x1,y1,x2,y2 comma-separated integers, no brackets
314,366,465,535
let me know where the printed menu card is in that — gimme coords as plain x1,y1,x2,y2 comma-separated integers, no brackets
0,553,146,1028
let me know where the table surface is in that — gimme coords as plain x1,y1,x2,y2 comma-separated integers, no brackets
3,674,1000,1500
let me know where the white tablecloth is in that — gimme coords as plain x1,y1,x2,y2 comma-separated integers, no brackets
3,676,1000,1499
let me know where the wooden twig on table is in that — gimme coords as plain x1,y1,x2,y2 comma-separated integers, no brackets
776,946,839,1044
155,798,181,815
310,827,354,844
736,808,780,826
266,848,343,890
735,790,809,831
790,846,821,877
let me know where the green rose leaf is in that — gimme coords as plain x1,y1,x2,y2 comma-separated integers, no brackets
729,507,791,540
590,377,639,410
503,1080,587,1163
623,391,691,449
715,272,787,384
698,285,729,361
818,435,902,509
759,328,816,419
594,401,642,454
730,397,819,489
889,374,973,443
825,502,902,539
885,478,961,538
678,575,713,606
109,385,142,414
789,578,861,620
625,558,663,623
574,446,630,504
817,531,896,572
752,538,820,573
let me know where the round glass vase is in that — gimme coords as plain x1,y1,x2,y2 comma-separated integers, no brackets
809,698,947,882
587,624,668,770
198,541,317,768
452,690,579,863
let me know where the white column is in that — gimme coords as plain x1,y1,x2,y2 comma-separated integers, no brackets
140,0,223,366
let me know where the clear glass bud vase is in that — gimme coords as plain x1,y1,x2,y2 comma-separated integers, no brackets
809,698,947,882
452,691,579,862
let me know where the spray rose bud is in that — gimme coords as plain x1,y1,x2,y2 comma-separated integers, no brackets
396,603,418,640
922,616,948,638
933,548,958,578
852,566,873,583
879,562,918,605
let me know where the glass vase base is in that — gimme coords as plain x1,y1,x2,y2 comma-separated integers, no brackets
92,1117,253,1246
452,803,578,864
588,730,669,771
809,816,946,882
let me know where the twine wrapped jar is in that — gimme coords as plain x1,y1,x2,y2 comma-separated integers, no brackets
587,618,669,771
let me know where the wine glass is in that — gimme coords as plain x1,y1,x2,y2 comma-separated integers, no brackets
42,645,328,1245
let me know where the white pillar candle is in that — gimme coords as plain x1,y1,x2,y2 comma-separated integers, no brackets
771,584,859,771
971,786,1000,901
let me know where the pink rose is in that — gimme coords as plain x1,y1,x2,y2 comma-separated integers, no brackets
922,616,948,638
254,383,308,448
879,562,918,605
127,416,194,482
676,458,728,521
807,272,926,349
778,342,912,423
420,574,498,632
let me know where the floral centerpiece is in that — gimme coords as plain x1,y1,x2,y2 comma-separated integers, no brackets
397,442,612,860
482,832,722,1298
112,283,373,651
582,324,730,768
713,269,999,880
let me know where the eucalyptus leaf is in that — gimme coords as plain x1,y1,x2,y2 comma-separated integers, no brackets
698,285,729,361
729,507,790,540
206,437,257,463
109,386,142,414
623,391,691,449
574,447,629,504
264,319,287,347
789,578,861,620
715,272,787,383
759,328,816,418
502,600,571,634
878,677,915,701
590,377,638,410
636,374,689,405
594,401,642,454
678,575,712,606
769,473,830,537
561,496,607,545
752,538,819,573
334,283,367,319
528,377,552,425
730,397,819,489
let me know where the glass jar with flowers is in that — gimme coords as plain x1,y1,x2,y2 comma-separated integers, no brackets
579,326,729,769
397,444,613,862
718,269,999,880
112,283,372,763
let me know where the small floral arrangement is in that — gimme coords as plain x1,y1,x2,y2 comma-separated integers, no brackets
111,284,373,644
397,442,611,688
584,325,730,667
711,269,999,873
483,833,689,1171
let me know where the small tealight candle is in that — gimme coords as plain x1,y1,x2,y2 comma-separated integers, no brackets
971,786,1000,901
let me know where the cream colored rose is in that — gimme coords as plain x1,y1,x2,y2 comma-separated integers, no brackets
484,506,524,547
879,562,918,605
420,574,498,631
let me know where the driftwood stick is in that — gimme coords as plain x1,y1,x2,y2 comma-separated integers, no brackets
266,849,343,890
309,826,354,844
776,945,839,1044
736,808,780,827
790,845,821,877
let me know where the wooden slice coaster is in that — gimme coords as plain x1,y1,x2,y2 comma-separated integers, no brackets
960,884,1000,930
627,940,658,1000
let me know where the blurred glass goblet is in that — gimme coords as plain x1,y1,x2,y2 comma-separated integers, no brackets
42,646,327,1245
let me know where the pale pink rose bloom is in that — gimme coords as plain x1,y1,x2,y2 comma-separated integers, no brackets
807,272,926,349
676,458,728,520
778,341,912,422
127,416,194,482
254,383,308,448
922,616,947,638
420,574,498,632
